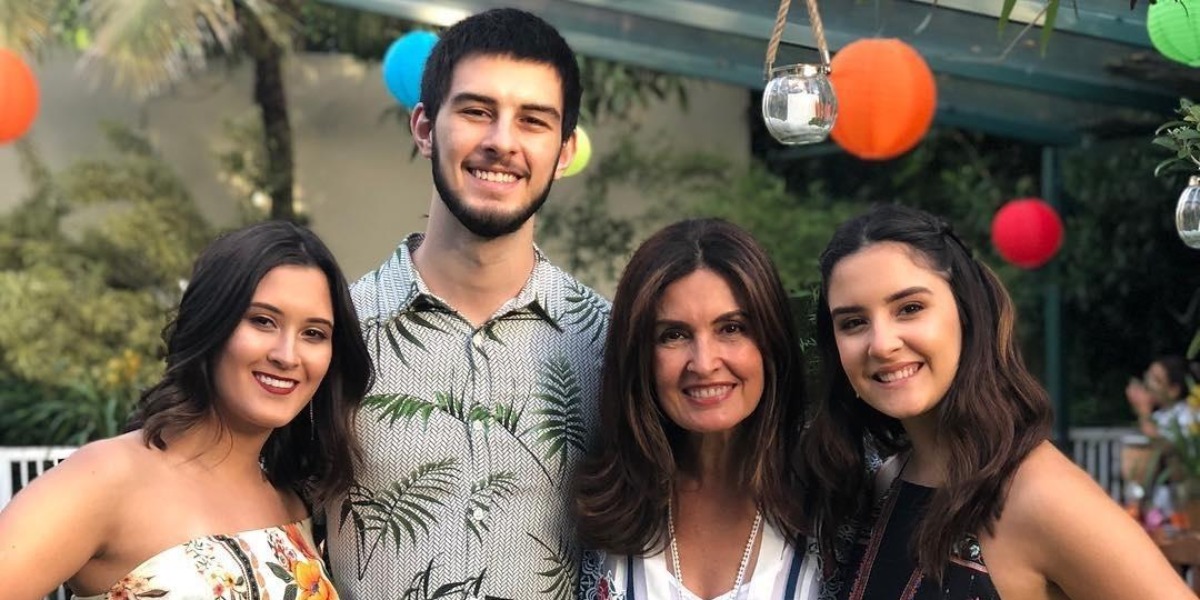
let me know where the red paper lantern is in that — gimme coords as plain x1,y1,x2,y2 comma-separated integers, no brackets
0,49,38,144
991,198,1064,269
829,39,936,161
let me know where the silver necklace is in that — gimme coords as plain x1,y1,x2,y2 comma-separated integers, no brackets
667,495,763,599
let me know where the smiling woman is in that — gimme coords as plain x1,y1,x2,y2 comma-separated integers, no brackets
575,218,821,600
801,204,1195,600
0,221,373,600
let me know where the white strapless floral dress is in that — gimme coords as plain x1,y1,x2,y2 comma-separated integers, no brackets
73,518,337,600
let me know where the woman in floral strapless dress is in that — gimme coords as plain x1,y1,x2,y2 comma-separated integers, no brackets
0,221,372,600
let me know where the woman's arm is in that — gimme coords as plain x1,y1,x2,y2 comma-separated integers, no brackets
0,441,123,599
998,442,1193,600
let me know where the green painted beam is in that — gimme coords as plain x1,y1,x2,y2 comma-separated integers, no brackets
908,0,1152,48
315,0,1170,146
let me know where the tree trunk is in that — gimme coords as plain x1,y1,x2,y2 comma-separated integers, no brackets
239,4,295,222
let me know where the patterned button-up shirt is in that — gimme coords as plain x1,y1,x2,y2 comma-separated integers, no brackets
328,233,610,600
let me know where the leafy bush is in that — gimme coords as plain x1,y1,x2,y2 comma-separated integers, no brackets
0,126,213,445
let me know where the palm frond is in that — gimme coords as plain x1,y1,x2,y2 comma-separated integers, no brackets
363,393,438,428
0,0,57,53
489,398,554,484
237,0,294,48
528,356,588,473
561,280,609,344
338,458,460,579
400,558,486,600
383,309,444,366
81,0,233,95
79,0,293,97
490,400,525,435
465,471,519,543
429,389,468,422
528,533,577,600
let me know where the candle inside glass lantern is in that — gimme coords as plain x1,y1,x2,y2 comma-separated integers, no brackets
762,64,837,145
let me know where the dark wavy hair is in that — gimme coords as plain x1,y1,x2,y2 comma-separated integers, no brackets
420,7,582,142
127,221,373,508
575,218,808,553
1155,355,1189,402
801,204,1052,579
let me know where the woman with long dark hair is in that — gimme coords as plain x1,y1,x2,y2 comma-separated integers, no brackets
576,218,819,599
0,221,372,599
803,204,1190,599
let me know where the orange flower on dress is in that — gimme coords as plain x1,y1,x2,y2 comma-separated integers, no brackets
283,522,317,560
293,560,337,600
106,573,166,600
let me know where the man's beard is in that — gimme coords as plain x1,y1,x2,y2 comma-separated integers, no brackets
431,141,556,239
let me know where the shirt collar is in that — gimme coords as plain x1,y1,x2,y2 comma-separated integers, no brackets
369,233,561,328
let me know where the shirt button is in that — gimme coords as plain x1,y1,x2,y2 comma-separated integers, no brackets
472,420,484,432
472,508,485,521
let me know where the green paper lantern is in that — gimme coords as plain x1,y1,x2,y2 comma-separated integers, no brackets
1148,0,1200,67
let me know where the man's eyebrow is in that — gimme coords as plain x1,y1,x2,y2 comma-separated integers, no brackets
448,92,561,122
449,92,496,107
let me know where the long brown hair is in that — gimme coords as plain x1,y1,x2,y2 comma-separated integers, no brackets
801,204,1052,579
127,221,373,508
574,218,808,553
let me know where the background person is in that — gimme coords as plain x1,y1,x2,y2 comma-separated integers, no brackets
1127,355,1195,438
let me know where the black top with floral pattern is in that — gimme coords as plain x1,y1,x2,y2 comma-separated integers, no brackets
838,480,1001,600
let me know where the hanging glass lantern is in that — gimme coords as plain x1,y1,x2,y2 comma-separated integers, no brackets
1177,176,1200,249
762,64,836,145
761,0,837,145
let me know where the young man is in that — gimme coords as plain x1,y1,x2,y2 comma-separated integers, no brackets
327,9,609,599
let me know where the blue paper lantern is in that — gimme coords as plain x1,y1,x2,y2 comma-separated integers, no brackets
1148,0,1200,67
382,31,439,110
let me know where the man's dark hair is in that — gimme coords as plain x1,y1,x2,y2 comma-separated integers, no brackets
420,8,582,141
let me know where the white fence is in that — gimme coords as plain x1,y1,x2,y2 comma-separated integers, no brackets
0,429,1136,598
1069,426,1141,504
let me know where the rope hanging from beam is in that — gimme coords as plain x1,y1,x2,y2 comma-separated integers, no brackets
764,0,831,80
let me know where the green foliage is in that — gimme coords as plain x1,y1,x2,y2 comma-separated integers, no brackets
339,459,460,579
528,533,576,600
215,114,313,226
1153,97,1200,177
465,471,518,543
1054,141,1196,424
540,133,862,294
299,0,418,59
995,0,1173,54
530,357,587,474
0,126,212,445
577,56,689,126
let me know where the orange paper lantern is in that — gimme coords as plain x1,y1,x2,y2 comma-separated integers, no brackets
0,49,39,144
829,39,936,161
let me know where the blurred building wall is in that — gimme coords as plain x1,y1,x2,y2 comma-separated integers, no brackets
0,52,751,294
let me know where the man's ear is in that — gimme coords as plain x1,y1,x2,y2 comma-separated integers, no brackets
554,128,579,180
411,103,434,158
